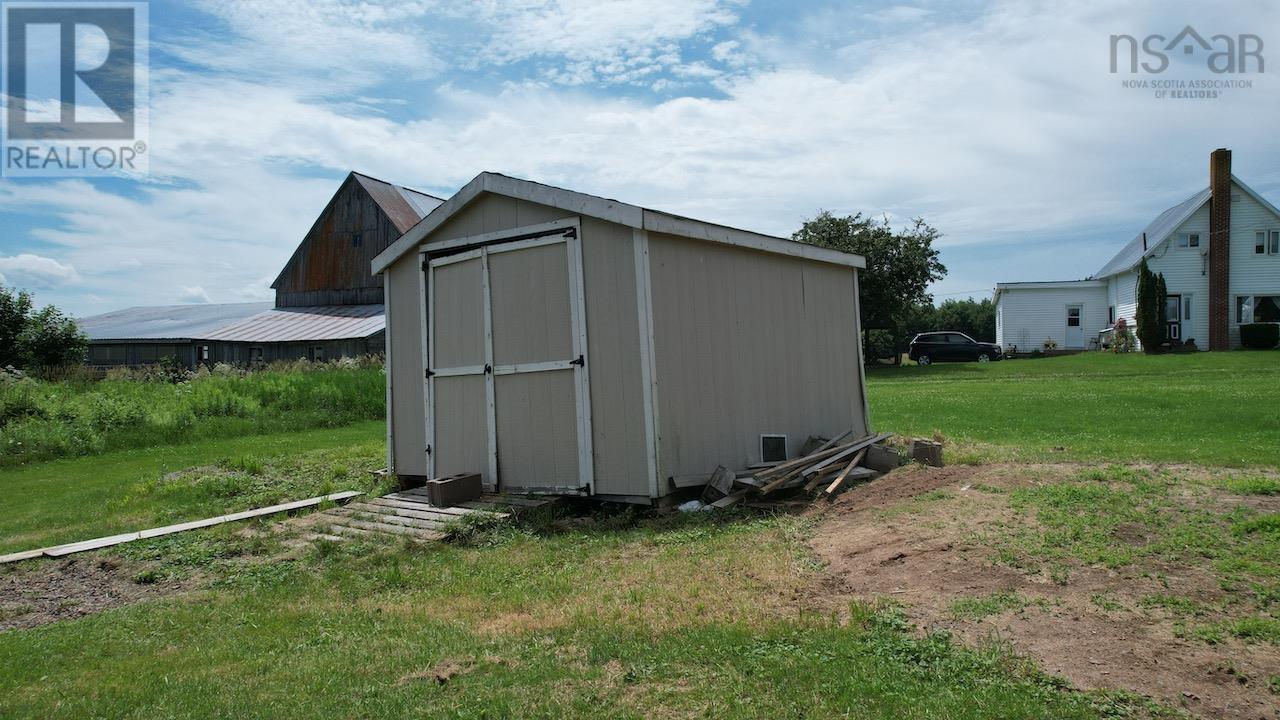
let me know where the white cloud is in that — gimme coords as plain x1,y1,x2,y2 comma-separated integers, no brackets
5,0,1280,316
178,286,211,304
471,0,742,82
0,254,80,289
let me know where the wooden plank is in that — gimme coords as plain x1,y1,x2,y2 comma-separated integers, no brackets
478,494,547,507
753,440,861,481
822,450,866,495
704,465,736,499
0,549,46,564
338,509,447,531
710,489,750,509
329,517,444,540
354,501,474,523
24,491,362,561
456,501,512,513
801,434,892,478
325,524,376,538
378,494,471,512
813,429,854,454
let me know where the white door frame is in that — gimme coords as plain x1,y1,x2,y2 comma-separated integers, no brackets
1065,303,1084,348
420,218,593,493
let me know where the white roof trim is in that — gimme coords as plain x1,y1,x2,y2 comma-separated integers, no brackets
1232,174,1280,222
995,280,1105,290
372,172,865,273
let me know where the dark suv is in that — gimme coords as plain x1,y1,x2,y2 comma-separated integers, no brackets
908,332,1002,365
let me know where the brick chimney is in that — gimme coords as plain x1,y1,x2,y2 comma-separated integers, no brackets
1208,148,1232,351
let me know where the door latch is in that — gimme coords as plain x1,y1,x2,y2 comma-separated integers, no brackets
570,354,585,367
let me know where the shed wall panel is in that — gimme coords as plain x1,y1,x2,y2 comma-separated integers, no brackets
387,253,428,477
578,217,649,498
647,233,866,488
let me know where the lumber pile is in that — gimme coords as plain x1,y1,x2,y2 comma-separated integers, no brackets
700,431,898,508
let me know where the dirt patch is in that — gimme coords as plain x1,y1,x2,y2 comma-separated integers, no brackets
808,463,1280,720
0,556,181,631
397,657,476,685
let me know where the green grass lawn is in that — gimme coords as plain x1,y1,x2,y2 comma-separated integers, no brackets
0,420,387,554
0,513,1159,720
867,351,1280,467
2,351,1277,718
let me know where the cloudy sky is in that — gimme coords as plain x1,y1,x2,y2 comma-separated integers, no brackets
1,0,1277,317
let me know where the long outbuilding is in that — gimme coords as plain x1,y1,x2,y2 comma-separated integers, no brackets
373,172,870,504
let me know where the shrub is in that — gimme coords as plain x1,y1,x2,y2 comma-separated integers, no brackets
1110,318,1136,353
1241,323,1279,350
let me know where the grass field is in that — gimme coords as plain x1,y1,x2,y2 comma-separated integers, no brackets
1,351,1277,718
0,421,387,554
867,351,1280,467
0,362,384,466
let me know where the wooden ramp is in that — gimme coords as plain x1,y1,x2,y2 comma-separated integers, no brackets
315,489,556,542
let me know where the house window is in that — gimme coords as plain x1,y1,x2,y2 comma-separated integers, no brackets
1067,307,1081,327
250,347,264,364
200,345,210,362
1257,231,1279,255
309,346,325,362
1184,297,1192,321
1178,233,1200,248
1237,296,1280,324
1108,306,1115,324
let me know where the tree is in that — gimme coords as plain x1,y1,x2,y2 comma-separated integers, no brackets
18,305,88,368
1135,259,1167,353
934,298,996,342
0,285,33,367
793,211,946,360
1154,272,1168,346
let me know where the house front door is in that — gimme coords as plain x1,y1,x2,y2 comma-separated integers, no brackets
1165,295,1182,342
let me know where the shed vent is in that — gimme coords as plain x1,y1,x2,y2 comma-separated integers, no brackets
761,435,787,463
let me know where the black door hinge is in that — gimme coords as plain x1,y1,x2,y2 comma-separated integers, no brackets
570,354,585,367
425,368,434,378
484,363,493,374
426,445,432,455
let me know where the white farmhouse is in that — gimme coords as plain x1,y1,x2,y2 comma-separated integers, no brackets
995,149,1280,352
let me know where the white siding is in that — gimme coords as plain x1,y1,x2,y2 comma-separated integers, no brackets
1228,181,1280,347
1145,203,1210,346
995,285,1108,351
1111,271,1138,333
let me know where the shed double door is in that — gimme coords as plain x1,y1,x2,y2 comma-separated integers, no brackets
425,232,592,495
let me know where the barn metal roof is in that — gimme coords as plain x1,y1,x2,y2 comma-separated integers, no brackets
352,172,444,234
78,302,272,342
196,304,384,343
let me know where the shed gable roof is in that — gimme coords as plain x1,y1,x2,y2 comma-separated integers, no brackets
371,172,865,274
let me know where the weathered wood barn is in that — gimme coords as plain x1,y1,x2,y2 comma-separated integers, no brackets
81,173,443,368
374,172,870,504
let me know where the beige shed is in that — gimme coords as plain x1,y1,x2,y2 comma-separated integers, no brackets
372,173,870,504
